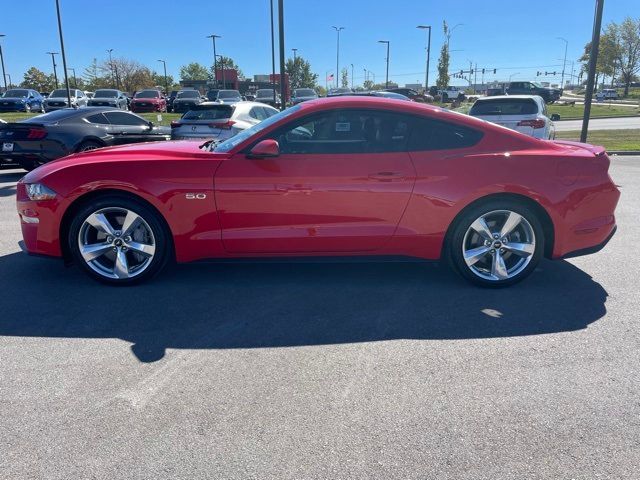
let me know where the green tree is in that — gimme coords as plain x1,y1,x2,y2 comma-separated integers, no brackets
180,62,210,81
20,67,56,92
436,21,451,90
285,55,318,89
615,17,640,96
341,67,349,88
363,79,374,90
152,71,175,92
210,56,244,80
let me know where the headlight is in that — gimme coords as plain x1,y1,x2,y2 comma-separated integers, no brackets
26,183,57,201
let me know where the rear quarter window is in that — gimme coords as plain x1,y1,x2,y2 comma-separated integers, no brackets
408,117,483,151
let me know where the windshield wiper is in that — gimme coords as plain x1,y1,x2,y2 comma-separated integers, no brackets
200,139,222,152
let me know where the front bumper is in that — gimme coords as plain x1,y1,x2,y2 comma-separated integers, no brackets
0,103,27,112
131,102,163,112
16,183,66,258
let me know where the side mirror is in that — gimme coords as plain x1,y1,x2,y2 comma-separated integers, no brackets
247,139,279,158
550,114,560,121
147,121,154,129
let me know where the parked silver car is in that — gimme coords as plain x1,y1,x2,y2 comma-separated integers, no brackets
170,101,279,141
206,89,243,104
43,88,89,112
87,89,129,110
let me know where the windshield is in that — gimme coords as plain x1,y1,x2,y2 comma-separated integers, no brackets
183,105,234,120
294,89,315,97
49,89,69,97
206,90,219,101
135,90,160,98
219,91,240,99
213,105,300,153
256,89,276,98
94,90,118,98
3,89,29,98
177,91,200,99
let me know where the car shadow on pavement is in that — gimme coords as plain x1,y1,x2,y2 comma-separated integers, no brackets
0,252,608,362
0,171,25,184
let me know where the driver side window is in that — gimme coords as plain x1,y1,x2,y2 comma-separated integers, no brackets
268,109,411,155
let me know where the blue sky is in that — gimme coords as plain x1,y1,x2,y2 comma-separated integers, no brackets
0,0,635,88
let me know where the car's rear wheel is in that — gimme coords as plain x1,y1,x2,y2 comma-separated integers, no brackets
68,197,171,285
76,140,103,152
448,200,544,287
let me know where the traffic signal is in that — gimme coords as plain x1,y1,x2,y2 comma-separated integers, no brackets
460,70,463,76
493,69,497,74
536,71,542,76
470,69,474,74
482,68,485,74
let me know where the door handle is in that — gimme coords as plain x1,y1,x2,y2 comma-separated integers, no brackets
368,171,405,181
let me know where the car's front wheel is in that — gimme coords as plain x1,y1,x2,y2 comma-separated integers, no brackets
448,200,544,287
68,197,171,285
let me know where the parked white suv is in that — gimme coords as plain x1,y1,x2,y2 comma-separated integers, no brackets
438,86,465,102
171,101,279,141
595,89,618,101
469,95,558,140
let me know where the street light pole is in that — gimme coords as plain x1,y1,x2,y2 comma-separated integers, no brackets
55,0,72,107
5,74,11,88
292,48,297,61
270,0,277,106
216,55,226,88
47,52,59,89
68,68,77,88
509,72,520,81
581,0,605,143
278,0,286,109
417,25,431,92
157,59,168,95
557,37,568,89
378,40,390,88
351,63,354,90
0,34,7,91
206,34,221,87
332,26,344,89
107,49,115,88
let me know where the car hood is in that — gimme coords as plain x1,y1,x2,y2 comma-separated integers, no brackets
173,98,199,102
23,140,229,183
132,97,161,102
90,97,118,102
46,97,71,101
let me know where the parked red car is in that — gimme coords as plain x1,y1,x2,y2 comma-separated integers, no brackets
17,97,619,287
129,89,166,113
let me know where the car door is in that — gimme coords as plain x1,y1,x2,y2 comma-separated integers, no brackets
214,108,417,254
103,111,153,145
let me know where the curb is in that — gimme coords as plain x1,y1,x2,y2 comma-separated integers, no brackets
608,151,640,156
556,115,640,121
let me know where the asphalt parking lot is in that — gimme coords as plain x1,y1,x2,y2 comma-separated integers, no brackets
1,158,639,479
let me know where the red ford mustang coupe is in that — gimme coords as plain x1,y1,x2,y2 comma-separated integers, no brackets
16,97,620,287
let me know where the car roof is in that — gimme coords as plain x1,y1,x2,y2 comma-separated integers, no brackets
475,95,542,101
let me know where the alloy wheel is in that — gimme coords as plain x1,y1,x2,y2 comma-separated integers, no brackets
462,209,536,282
77,207,156,280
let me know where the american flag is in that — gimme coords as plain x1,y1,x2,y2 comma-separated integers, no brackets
326,74,334,81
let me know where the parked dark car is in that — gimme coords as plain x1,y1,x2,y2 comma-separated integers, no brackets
43,88,89,112
0,107,170,171
486,87,505,97
0,89,45,113
384,88,434,103
87,89,129,109
505,81,561,103
291,88,319,105
166,90,179,112
172,90,203,113
130,89,166,113
254,88,282,108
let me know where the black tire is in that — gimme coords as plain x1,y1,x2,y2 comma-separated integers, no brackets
68,195,171,285
448,199,545,288
17,159,41,172
76,140,103,153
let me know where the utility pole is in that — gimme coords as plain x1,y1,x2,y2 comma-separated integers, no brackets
278,0,286,109
332,26,344,89
216,55,226,88
68,67,77,88
47,52,59,89
292,48,297,61
581,0,605,143
0,34,7,91
378,40,390,88
417,25,431,92
474,62,478,94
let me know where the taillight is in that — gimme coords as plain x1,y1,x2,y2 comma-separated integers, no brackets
210,120,236,130
27,128,47,139
170,121,182,128
517,119,546,129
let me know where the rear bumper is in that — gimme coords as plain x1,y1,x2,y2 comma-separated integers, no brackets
561,225,616,259
1,141,69,164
